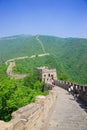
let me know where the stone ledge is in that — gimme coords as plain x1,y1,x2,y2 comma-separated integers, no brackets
0,87,58,130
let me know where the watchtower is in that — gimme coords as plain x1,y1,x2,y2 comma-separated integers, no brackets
36,66,57,83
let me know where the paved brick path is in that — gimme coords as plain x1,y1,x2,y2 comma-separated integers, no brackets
46,86,87,130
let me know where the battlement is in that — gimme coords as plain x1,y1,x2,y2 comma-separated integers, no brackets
55,80,87,104
0,87,58,130
36,66,57,83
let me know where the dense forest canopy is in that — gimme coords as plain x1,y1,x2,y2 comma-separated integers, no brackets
0,35,87,84
0,64,47,121
0,35,87,121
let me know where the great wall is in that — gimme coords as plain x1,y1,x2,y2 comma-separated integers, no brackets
6,53,49,79
0,35,87,129
0,66,87,130
5,35,49,79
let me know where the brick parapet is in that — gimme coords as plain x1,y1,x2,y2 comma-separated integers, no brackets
55,80,87,104
0,87,58,130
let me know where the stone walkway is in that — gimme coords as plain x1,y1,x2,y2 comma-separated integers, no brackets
46,86,87,130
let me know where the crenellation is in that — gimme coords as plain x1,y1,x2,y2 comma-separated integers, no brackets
1,66,87,130
36,66,57,83
0,87,58,130
54,79,87,104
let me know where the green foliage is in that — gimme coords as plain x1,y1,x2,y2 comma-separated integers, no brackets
58,73,69,81
23,70,38,87
0,35,87,121
0,35,42,62
0,77,17,121
0,35,87,85
13,55,57,74
0,64,46,121
39,36,87,84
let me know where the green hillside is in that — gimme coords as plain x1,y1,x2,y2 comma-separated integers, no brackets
39,36,87,84
0,35,87,84
0,34,87,121
0,35,42,62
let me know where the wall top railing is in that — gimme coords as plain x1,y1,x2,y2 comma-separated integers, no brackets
55,79,87,89
54,79,87,104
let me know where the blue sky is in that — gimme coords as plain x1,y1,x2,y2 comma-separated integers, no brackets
0,0,87,38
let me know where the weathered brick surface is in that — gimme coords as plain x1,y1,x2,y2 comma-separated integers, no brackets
0,87,58,130
55,80,87,104
36,66,57,83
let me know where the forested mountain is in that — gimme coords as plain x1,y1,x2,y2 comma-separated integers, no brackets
0,35,87,85
39,36,87,84
0,35,87,121
0,35,42,62
0,35,87,84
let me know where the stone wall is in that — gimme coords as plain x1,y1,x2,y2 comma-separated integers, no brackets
55,80,87,104
0,87,58,130
36,66,57,83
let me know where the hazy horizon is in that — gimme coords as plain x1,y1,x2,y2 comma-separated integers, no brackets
0,0,87,38
0,34,87,39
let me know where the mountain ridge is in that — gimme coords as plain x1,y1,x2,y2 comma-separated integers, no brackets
0,34,87,85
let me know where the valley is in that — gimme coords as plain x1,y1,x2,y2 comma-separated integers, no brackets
0,34,87,121
0,35,87,84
